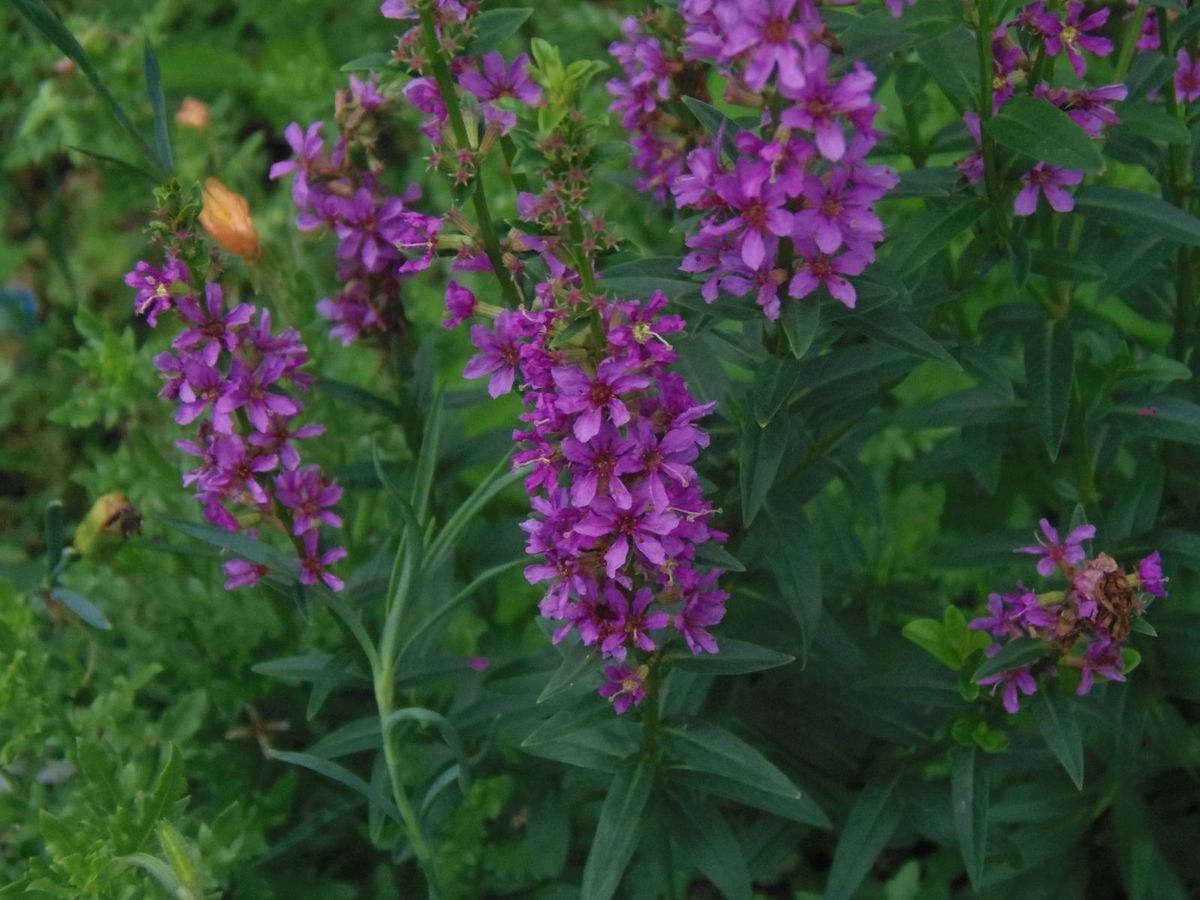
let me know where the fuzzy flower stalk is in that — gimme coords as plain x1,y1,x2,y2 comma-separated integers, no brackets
969,519,1166,713
608,0,899,319
125,231,344,591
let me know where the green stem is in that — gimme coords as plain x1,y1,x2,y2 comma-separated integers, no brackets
568,209,598,296
1114,2,1150,81
500,134,530,194
419,7,520,308
900,96,925,168
976,0,1008,240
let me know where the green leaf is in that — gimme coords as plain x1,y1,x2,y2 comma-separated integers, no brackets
537,639,599,704
412,385,443,525
306,717,382,759
598,257,701,301
44,500,64,575
844,308,961,370
1025,318,1074,460
682,96,741,160
269,750,402,824
752,357,800,425
762,501,822,659
313,377,403,417
916,27,979,112
984,97,1105,172
50,587,112,630
1074,186,1200,245
668,795,752,900
825,772,908,900
951,748,989,889
1029,249,1106,283
666,769,830,827
740,415,789,527
117,854,187,899
340,51,394,72
886,199,989,275
781,298,821,358
143,40,173,173
76,740,120,807
12,0,164,175
385,707,470,792
1115,101,1191,145
467,8,534,55
661,638,794,674
1033,686,1084,789
661,721,800,800
973,637,1053,681
157,514,298,575
1112,397,1200,445
252,653,338,682
156,820,201,898
902,618,959,670
136,743,184,847
581,757,655,900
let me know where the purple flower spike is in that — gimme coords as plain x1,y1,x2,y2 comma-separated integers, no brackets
1016,518,1095,576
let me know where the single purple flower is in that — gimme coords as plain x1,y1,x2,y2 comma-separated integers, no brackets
126,256,190,327
598,665,646,714
464,310,523,398
444,281,478,329
780,49,877,162
552,358,651,442
1015,518,1094,576
459,52,543,105
275,465,344,535
1042,1,1113,78
561,426,640,509
600,587,670,659
979,663,1038,714
173,283,254,367
574,493,680,577
1077,636,1126,695
1177,50,1200,104
1137,551,1167,598
1014,164,1083,216
708,159,793,270
298,530,348,592
224,558,268,590
787,238,870,309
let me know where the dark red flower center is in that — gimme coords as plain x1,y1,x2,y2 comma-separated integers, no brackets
589,381,615,406
764,17,790,43
743,199,769,230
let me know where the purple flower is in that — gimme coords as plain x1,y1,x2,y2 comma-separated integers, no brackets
269,122,326,205
275,465,344,535
979,663,1039,714
224,558,268,590
298,530,348,592
217,358,301,433
780,49,877,162
444,281,478,329
1137,551,1167,598
349,74,387,110
720,0,812,92
173,283,254,367
600,587,670,659
1042,1,1113,78
1077,636,1125,695
561,426,640,509
708,159,793,270
464,310,523,398
1177,50,1200,104
459,52,543,105
792,168,884,255
787,239,870,309
126,256,190,326
1015,518,1095,576
1014,164,1083,216
598,665,646,714
552,359,651,442
574,493,680,577
957,112,985,183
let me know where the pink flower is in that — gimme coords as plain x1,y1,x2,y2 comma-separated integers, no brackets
1015,518,1095,576
1177,50,1200,104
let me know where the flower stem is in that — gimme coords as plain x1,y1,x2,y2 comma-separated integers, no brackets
1158,11,1196,360
975,0,1009,240
419,7,521,307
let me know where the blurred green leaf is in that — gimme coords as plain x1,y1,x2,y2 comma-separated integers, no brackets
973,637,1053,681
581,757,654,900
825,772,907,900
50,587,112,630
984,97,1105,172
1025,318,1073,460
467,8,534,55
951,747,989,889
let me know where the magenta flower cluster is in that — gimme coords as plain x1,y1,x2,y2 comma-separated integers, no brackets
454,271,728,713
969,519,1166,713
957,5,1123,217
271,77,443,346
609,0,899,319
126,257,345,591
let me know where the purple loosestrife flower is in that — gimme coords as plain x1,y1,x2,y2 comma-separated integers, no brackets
1013,164,1083,216
464,310,523,398
298,530,348,591
224,558,269,590
459,52,543,104
599,666,646,714
574,492,681,578
793,168,884,255
1177,51,1200,104
174,283,254,367
601,587,671,659
561,427,640,510
275,466,345,535
125,256,191,326
1137,551,1167,597
720,0,812,92
1042,1,1113,77
780,48,877,162
1038,83,1127,138
1016,518,1094,576
788,238,871,310
1077,635,1126,695
553,358,652,442
978,662,1038,714
444,281,478,329
708,159,793,270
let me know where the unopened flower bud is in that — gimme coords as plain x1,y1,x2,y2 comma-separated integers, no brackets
175,97,211,132
199,178,262,264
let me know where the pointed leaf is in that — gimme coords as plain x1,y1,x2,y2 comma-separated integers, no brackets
1033,686,1084,789
845,308,961,370
143,40,173,172
467,8,534,54
538,640,599,703
661,721,799,800
1074,186,1200,245
1025,318,1073,460
682,96,742,159
973,637,1053,681
668,795,752,900
666,769,830,827
269,750,402,824
740,415,789,527
781,296,821,359
984,97,1105,171
581,757,655,900
50,587,112,630
825,772,908,900
661,639,794,674
951,748,989,889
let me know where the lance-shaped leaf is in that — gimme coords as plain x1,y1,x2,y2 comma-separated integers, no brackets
951,747,990,889
581,757,655,900
1033,686,1084,789
984,97,1105,172
825,772,908,900
1025,318,1074,461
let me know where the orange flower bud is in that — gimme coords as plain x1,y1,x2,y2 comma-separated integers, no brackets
175,97,211,132
199,178,261,263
